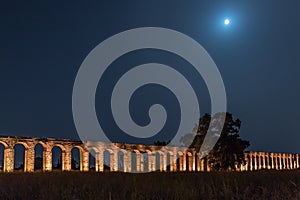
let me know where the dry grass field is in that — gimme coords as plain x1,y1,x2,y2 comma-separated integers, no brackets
0,170,300,200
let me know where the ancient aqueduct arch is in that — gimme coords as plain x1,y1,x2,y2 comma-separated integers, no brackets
0,135,299,172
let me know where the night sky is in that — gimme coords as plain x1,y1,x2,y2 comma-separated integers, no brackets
1,1,300,154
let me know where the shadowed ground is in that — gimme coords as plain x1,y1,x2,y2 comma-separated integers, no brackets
0,170,300,200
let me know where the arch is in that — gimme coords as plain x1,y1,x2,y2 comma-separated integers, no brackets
185,152,193,171
0,141,8,149
34,143,44,171
71,147,81,171
89,149,96,171
166,151,172,171
52,145,63,171
142,152,148,172
118,150,125,171
176,151,184,171
246,154,251,171
14,143,26,171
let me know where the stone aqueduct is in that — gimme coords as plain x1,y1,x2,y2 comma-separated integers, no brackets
0,135,299,172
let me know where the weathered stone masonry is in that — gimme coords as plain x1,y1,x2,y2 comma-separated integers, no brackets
0,135,299,172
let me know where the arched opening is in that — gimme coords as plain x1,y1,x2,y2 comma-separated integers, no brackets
194,153,199,171
0,143,5,171
14,144,26,171
118,151,124,171
52,146,62,171
186,152,193,171
281,156,284,169
176,152,182,171
89,149,96,171
34,143,44,171
155,152,161,171
103,150,111,171
252,155,256,170
71,147,81,171
247,155,251,171
166,152,171,171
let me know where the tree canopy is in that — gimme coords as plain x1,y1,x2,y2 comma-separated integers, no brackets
180,112,250,171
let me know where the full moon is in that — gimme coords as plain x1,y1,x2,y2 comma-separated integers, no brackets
224,19,230,25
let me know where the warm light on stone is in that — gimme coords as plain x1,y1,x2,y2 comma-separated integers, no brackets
0,135,299,173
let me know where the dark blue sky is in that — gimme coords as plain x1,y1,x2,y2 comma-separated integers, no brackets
0,1,300,153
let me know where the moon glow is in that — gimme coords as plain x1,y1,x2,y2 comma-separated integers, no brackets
224,19,230,25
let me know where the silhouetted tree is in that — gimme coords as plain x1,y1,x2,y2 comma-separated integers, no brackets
154,140,170,146
181,112,250,171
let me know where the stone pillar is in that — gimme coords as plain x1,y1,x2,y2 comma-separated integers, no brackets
249,152,253,171
159,153,163,172
262,153,266,169
94,152,100,172
43,148,52,171
271,153,274,169
201,159,205,172
197,154,201,171
147,153,153,172
179,154,184,171
188,153,193,171
162,153,167,172
82,150,89,171
99,150,104,172
112,149,118,172
192,152,196,171
266,154,270,169
258,153,261,170
123,152,131,172
279,154,282,170
285,154,289,169
25,147,35,172
183,152,186,171
254,153,257,170
282,154,286,169
152,153,156,171
136,153,141,172
206,159,211,172
172,150,177,172
290,154,293,169
140,153,144,172
275,154,278,170
169,154,174,172
3,148,14,172
63,149,71,171
296,154,299,169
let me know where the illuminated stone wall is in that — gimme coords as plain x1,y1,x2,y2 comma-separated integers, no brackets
0,135,299,172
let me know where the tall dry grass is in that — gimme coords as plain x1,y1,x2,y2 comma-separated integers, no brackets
0,170,299,200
